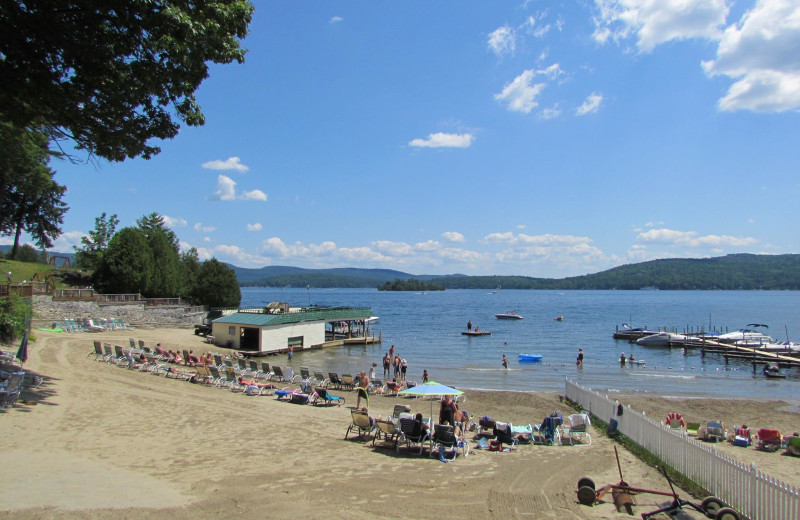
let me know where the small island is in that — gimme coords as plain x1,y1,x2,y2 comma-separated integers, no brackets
377,278,445,291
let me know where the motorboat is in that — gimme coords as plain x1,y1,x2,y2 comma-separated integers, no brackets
739,341,800,353
763,364,787,379
462,330,492,336
518,354,542,362
613,323,660,340
635,332,692,347
365,316,379,324
495,311,523,320
719,324,774,344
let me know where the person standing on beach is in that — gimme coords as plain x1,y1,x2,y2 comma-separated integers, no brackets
355,371,369,409
423,369,429,383
576,349,584,366
502,354,509,369
467,320,472,332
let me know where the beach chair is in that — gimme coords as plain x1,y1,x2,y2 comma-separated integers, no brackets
328,372,344,389
259,362,274,380
340,373,355,390
534,416,562,445
289,392,310,404
345,409,376,441
430,423,468,460
373,419,402,449
312,387,345,407
271,366,285,382
785,436,800,456
86,318,104,332
756,429,782,452
89,340,106,361
731,425,752,447
248,360,262,378
563,413,592,445
208,366,231,388
0,372,25,409
685,422,701,437
389,404,412,422
236,358,252,375
313,371,329,387
666,413,686,433
397,414,430,455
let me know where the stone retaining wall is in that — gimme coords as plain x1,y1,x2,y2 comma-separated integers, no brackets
32,295,204,329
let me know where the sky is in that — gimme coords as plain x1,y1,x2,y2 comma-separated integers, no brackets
11,0,800,278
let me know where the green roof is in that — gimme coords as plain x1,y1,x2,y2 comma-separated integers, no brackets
213,307,372,327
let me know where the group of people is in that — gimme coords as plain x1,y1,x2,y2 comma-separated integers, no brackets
382,345,409,382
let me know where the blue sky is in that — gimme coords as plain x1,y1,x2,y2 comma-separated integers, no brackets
14,0,800,278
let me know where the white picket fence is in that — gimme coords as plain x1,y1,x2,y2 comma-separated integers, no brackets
564,378,800,520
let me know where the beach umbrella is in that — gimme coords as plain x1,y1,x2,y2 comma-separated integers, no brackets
16,329,29,366
398,381,463,421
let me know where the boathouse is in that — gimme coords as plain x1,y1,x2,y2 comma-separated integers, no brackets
209,303,373,354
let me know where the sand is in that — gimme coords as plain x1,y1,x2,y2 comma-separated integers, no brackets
2,327,798,519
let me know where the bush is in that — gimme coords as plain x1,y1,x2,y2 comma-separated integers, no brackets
0,294,33,345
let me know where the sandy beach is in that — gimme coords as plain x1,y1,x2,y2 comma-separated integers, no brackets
2,327,798,519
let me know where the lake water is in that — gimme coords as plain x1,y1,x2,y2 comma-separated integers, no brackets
240,287,800,400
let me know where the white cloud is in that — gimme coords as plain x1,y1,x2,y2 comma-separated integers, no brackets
442,231,465,243
201,156,249,172
702,0,800,112
193,222,216,233
330,16,343,23
415,240,441,252
592,0,729,52
488,25,516,57
409,132,474,148
636,228,758,247
162,215,187,228
49,230,85,252
522,15,552,38
240,189,268,201
247,223,263,232
576,93,604,115
495,70,547,113
212,175,237,201
540,104,562,119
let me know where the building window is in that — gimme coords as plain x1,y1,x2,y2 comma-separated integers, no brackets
288,336,303,347
228,326,235,336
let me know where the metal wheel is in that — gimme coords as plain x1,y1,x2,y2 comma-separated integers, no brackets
577,477,595,490
701,496,727,518
715,507,741,520
577,485,596,506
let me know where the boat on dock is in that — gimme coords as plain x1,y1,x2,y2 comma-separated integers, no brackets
613,323,660,340
719,324,774,344
495,311,523,320
636,332,693,347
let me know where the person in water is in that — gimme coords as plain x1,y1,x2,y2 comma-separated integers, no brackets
620,353,627,366
576,348,584,366
502,354,509,369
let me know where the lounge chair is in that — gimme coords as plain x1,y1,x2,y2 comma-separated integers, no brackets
89,340,106,361
563,413,592,445
389,404,412,422
340,373,355,390
397,414,430,455
345,409,376,440
703,421,726,443
259,362,274,380
237,358,252,375
534,416,562,445
731,425,752,447
756,429,782,452
328,372,344,389
313,387,345,407
785,435,800,456
313,371,329,387
430,423,468,460
372,419,402,449
248,360,262,378
289,392,310,404
274,388,300,401
0,371,25,409
685,421,701,437
86,318,105,332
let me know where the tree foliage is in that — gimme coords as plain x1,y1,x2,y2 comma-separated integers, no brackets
136,213,182,297
94,228,153,294
0,122,68,258
190,258,241,307
378,278,445,291
74,212,119,270
0,1,255,161
0,294,32,345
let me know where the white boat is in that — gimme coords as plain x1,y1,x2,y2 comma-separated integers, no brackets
495,311,523,320
636,332,692,347
740,341,800,353
719,325,774,344
365,316,379,324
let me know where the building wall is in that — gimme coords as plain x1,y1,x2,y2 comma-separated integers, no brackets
210,319,326,352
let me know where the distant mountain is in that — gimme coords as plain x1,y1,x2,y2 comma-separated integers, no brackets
231,254,800,290
232,265,464,288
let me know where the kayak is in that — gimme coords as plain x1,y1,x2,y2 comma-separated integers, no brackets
518,354,543,362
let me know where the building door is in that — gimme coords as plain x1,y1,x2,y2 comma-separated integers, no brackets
240,327,260,350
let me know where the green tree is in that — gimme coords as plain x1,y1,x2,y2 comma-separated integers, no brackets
0,294,32,345
74,212,119,270
0,122,68,259
94,228,153,294
189,259,241,307
0,1,254,161
180,247,202,300
15,244,40,264
135,213,182,296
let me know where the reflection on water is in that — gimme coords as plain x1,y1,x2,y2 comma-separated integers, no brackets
241,287,800,399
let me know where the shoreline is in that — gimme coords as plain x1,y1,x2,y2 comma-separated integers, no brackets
3,327,799,517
